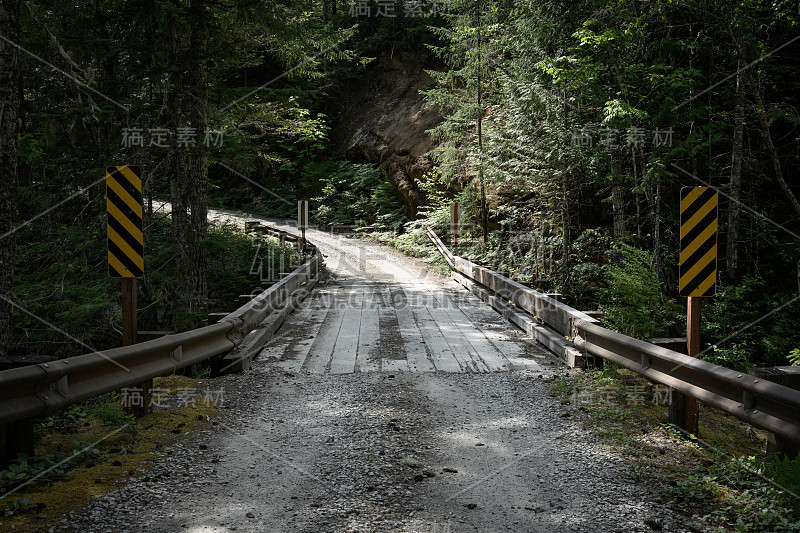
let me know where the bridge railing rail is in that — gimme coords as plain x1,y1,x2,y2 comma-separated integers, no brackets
426,227,800,444
0,222,318,427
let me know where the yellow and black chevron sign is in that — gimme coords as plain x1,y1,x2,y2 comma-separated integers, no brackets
680,186,718,297
106,166,144,278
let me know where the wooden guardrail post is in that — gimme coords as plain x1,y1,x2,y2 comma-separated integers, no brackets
122,278,151,418
682,297,701,436
663,298,701,437
0,419,34,471
0,356,53,469
748,366,800,459
648,336,698,435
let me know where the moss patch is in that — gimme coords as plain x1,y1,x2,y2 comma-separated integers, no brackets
0,375,222,532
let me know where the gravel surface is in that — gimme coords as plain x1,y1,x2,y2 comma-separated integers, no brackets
57,212,690,532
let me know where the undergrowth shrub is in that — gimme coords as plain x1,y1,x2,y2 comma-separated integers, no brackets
311,161,407,230
599,243,681,339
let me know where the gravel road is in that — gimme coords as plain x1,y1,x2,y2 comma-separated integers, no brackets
61,213,689,533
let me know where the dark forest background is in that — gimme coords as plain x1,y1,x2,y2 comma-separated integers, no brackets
1,0,799,373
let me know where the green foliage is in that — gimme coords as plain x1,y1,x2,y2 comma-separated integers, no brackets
11,219,119,358
10,216,300,355
703,343,752,374
3,497,35,518
704,278,800,369
599,243,681,339
668,456,800,532
0,450,84,493
562,229,613,308
93,402,134,428
311,161,407,230
788,349,800,366
753,455,800,517
34,404,90,436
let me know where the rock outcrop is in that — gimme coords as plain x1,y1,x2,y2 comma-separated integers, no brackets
333,56,442,217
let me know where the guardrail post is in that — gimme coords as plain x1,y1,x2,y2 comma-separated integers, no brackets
748,366,800,459
122,278,151,418
1,419,34,470
666,298,701,437
0,356,54,469
646,336,696,434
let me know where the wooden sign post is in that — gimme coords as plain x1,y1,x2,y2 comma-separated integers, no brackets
673,186,719,437
451,202,460,252
298,200,308,254
106,165,149,416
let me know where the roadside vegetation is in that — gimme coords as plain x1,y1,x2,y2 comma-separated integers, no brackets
11,217,300,357
0,375,222,532
547,365,800,532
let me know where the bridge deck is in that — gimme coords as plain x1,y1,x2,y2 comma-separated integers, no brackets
256,244,548,374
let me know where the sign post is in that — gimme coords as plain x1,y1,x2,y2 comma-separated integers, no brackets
673,186,718,437
451,202,460,252
107,165,149,416
298,200,308,255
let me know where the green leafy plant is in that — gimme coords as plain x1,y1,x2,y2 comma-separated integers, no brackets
311,161,406,230
0,453,76,493
599,243,681,339
3,497,34,518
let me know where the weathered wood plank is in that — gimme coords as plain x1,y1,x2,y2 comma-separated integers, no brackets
304,287,347,373
329,287,364,374
355,289,381,373
412,307,462,373
392,290,436,373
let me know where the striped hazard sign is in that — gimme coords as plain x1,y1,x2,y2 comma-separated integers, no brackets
106,165,144,278
679,186,718,297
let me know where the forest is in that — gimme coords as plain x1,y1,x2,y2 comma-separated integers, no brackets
1,0,799,375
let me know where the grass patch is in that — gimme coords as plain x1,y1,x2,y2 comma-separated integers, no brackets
0,375,223,531
548,365,800,532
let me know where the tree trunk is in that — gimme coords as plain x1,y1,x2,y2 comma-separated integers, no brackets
649,180,668,291
168,11,188,245
561,170,570,284
188,0,209,315
476,0,488,243
749,85,800,218
723,15,800,219
726,65,745,282
612,177,625,240
0,0,20,358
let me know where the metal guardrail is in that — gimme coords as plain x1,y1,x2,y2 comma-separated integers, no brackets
0,222,319,426
426,228,800,444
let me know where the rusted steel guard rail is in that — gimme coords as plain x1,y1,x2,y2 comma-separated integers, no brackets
0,227,319,427
426,228,800,444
